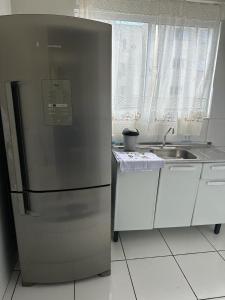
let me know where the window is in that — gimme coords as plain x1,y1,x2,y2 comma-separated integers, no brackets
110,19,220,139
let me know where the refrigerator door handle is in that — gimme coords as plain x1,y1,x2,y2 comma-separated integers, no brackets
17,192,40,217
10,81,29,189
2,82,23,193
4,81,32,215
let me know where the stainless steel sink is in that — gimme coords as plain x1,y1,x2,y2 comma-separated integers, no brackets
150,148,197,160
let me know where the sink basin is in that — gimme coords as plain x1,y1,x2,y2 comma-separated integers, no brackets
150,148,197,160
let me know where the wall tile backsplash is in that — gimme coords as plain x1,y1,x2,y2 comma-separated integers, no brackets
207,118,225,147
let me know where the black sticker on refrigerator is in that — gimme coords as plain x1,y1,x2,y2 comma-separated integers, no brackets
42,80,72,125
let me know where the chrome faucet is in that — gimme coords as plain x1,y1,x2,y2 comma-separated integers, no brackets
162,127,175,147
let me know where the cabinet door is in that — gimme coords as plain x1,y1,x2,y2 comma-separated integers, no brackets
114,170,159,231
154,164,202,228
192,180,225,225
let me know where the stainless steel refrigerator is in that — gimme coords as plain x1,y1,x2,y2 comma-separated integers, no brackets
0,15,112,285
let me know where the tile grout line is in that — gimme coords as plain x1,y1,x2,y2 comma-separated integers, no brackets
111,258,127,262
218,252,225,261
117,249,217,262
2,271,17,300
196,227,225,262
173,256,198,300
199,296,225,300
159,229,198,300
195,227,218,251
119,234,138,300
126,254,173,260
164,227,225,300
112,248,217,262
10,271,20,300
174,250,216,257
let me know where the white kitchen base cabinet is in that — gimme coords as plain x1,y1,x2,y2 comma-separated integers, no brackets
113,169,160,232
192,180,225,225
113,154,225,238
192,163,225,226
154,164,202,228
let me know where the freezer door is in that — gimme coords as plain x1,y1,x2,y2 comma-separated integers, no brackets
11,186,111,283
0,15,111,191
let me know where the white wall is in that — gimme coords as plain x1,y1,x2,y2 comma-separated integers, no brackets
11,0,75,16
207,22,225,148
0,0,11,15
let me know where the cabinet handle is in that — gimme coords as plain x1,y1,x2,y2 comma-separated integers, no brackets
206,181,225,186
211,165,225,171
169,166,195,171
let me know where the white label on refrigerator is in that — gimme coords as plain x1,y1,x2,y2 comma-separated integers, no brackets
42,80,72,125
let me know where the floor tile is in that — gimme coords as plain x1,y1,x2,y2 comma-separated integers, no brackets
111,238,125,261
198,225,225,250
75,261,135,300
161,227,214,255
12,276,74,300
219,251,225,260
128,256,195,300
3,271,20,300
176,252,225,299
120,230,171,259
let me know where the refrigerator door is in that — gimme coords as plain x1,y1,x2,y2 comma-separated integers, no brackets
11,186,111,283
0,15,111,191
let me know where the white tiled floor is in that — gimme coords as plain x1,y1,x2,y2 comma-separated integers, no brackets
3,271,20,300
219,250,225,260
176,252,225,299
198,224,225,250
5,225,225,300
75,261,135,300
13,277,74,300
120,229,171,259
161,227,214,255
128,256,196,300
111,237,125,261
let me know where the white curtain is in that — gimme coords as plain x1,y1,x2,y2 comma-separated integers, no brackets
76,0,222,141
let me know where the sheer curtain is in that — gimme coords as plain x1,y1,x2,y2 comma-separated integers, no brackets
76,0,222,141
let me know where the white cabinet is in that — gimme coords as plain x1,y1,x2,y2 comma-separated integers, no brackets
113,155,225,231
192,163,225,225
113,166,160,231
154,164,202,228
192,180,225,225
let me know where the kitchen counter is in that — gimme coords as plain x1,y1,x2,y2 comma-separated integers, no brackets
113,144,225,164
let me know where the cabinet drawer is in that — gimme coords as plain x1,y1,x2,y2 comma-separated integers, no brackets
202,163,225,180
192,179,225,225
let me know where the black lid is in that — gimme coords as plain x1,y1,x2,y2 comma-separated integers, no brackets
122,128,139,136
